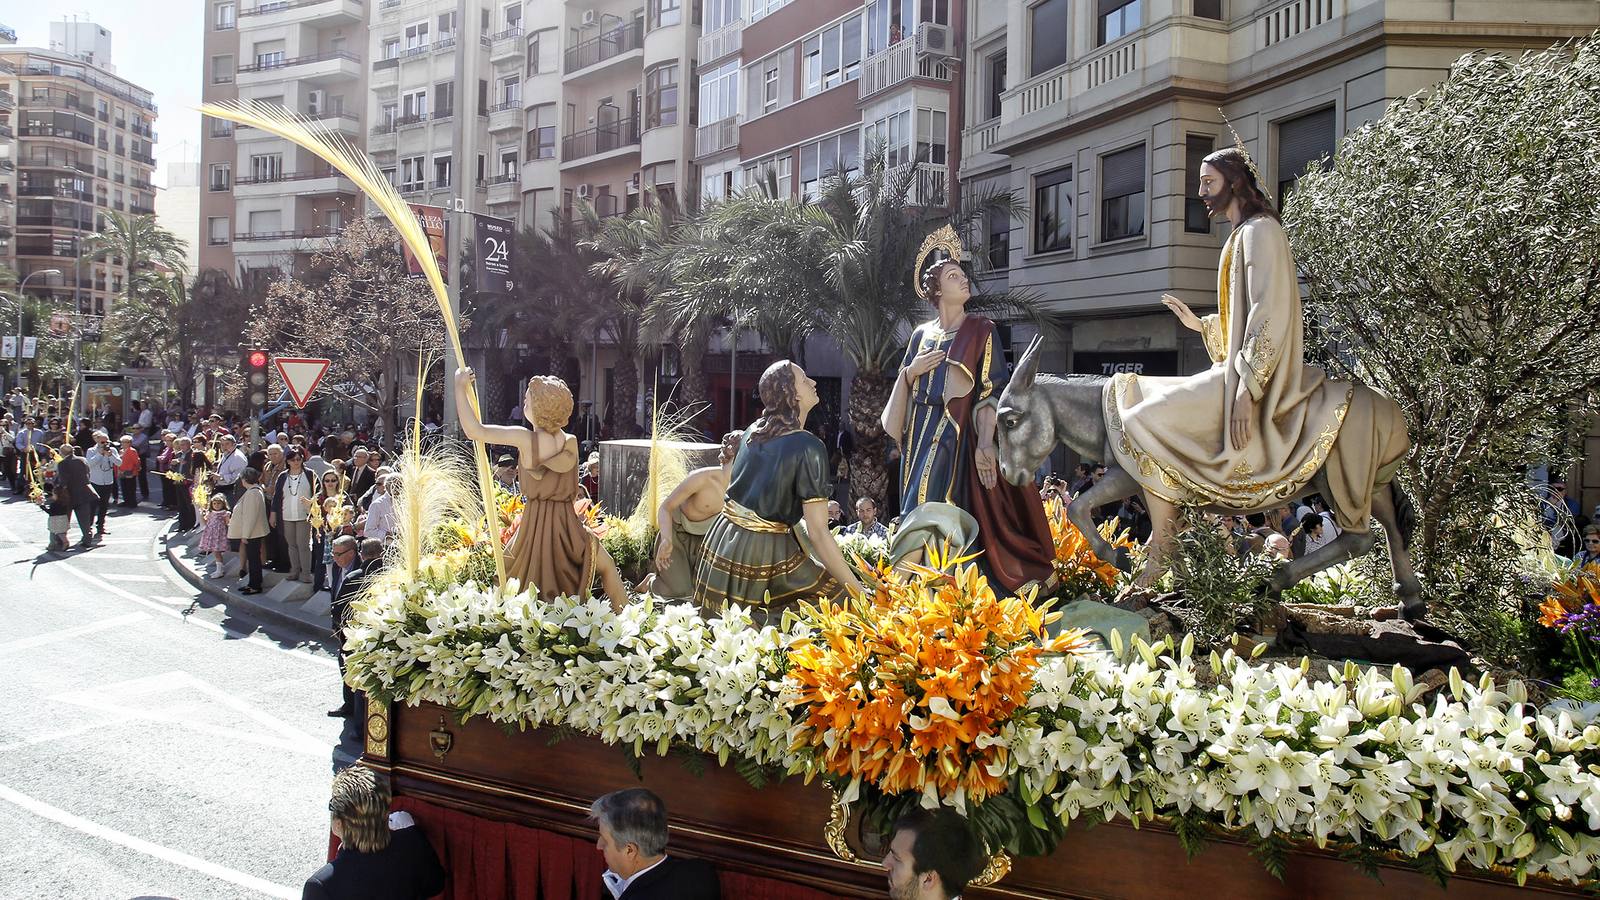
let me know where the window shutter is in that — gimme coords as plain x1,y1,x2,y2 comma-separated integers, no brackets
1276,107,1335,185
1101,144,1144,198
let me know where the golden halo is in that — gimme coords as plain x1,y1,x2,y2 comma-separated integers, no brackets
913,224,966,300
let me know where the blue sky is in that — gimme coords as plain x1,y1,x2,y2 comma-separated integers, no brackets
7,4,204,188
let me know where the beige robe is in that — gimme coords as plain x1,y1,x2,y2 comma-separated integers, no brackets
1105,215,1407,532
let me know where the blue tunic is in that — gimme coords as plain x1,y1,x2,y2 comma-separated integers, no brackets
896,319,1008,519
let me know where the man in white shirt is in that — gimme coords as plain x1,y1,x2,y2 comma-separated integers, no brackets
214,434,249,504
589,789,719,900
362,474,398,543
85,430,118,536
135,400,154,432
883,807,985,900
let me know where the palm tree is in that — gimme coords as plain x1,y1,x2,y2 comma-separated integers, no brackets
81,213,188,310
660,148,1048,506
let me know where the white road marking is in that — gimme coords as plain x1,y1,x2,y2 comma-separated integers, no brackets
0,612,151,653
0,780,298,899
100,573,167,582
80,552,152,561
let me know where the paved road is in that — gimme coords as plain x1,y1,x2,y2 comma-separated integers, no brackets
0,480,361,899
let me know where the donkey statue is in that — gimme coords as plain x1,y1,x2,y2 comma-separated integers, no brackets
994,337,1424,620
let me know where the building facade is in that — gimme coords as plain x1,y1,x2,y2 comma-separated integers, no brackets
157,161,203,275
220,0,369,279
958,0,1600,384
0,25,158,322
200,0,240,275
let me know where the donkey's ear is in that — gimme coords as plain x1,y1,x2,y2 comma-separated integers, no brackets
1012,336,1044,391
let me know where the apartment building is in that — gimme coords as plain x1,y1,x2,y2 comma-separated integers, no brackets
0,23,158,320
958,0,1600,381
216,0,369,279
199,1,240,274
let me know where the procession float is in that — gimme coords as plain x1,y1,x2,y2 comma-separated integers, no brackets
200,37,1600,899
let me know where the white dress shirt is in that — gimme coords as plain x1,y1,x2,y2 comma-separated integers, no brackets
215,449,248,486
602,855,668,900
86,445,119,486
365,491,395,542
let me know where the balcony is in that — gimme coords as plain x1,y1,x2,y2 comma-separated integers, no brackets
237,50,362,86
21,94,85,113
963,120,1001,160
130,203,156,216
0,124,13,140
17,215,95,230
18,156,93,175
239,0,363,28
17,63,157,112
695,116,739,159
232,228,340,255
234,169,356,198
433,36,456,54
19,185,96,202
379,0,401,10
561,116,640,168
564,21,644,78
859,37,953,101
488,26,525,63
697,19,742,64
394,112,428,131
371,56,399,89
432,108,455,124
487,101,522,134
306,110,362,135
0,90,12,110
902,162,947,206
368,125,397,153
483,173,518,206
131,151,156,166
19,126,94,146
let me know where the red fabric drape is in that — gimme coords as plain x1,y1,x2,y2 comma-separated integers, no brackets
327,795,847,900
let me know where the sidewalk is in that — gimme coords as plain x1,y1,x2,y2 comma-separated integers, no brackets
164,526,334,634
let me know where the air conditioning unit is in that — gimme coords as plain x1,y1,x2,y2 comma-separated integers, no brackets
580,9,598,27
627,172,641,193
576,183,592,199
916,23,952,57
306,90,325,116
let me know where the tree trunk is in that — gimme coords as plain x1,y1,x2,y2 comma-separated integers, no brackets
677,327,708,411
846,369,895,512
609,333,641,438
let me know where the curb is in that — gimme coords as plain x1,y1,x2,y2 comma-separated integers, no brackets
163,527,333,636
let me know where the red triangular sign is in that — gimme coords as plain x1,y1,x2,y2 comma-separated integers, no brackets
274,357,331,408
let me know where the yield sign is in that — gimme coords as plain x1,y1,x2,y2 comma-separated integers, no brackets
274,357,331,408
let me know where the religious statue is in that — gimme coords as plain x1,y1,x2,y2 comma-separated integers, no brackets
650,431,741,600
881,225,1054,593
693,361,865,617
990,143,1419,618
453,369,629,610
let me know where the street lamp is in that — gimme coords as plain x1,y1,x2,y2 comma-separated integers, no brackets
10,269,62,392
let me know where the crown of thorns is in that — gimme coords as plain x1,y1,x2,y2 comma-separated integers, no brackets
1218,109,1274,205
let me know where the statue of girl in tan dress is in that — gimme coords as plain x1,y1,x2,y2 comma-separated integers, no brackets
454,369,628,610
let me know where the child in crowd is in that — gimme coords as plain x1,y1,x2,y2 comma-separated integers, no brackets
43,482,71,552
199,493,234,578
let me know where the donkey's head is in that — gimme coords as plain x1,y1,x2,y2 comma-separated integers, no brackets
996,336,1054,486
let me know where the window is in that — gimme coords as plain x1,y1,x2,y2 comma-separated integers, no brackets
864,109,911,167
477,153,486,182
749,0,792,23
1184,134,1214,233
381,166,396,187
527,104,556,159
743,154,794,197
500,75,521,107
1031,0,1068,76
433,155,452,188
801,15,863,98
803,35,821,96
478,79,489,115
528,28,558,75
247,210,281,233
253,40,285,68
208,116,234,137
434,82,455,118
404,21,430,49
1034,166,1072,253
211,55,234,84
1099,144,1145,241
382,37,401,59
1098,0,1141,46
762,62,780,113
380,103,399,129
1194,0,1223,19
985,207,1011,269
248,153,283,182
209,163,231,191
504,2,521,28
438,11,457,39
705,0,739,31
1276,106,1336,202
650,0,682,29
400,155,425,192
799,130,861,198
864,0,912,55
986,54,1007,121
645,64,678,128
524,188,556,229
699,60,740,125
214,2,235,29
499,149,519,176
401,90,428,122
916,107,947,165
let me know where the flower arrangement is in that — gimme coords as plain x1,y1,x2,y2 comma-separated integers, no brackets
1539,564,1600,691
788,550,1091,806
833,529,891,570
1042,498,1133,600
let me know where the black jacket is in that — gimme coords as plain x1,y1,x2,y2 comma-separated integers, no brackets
56,455,93,507
272,469,316,518
605,856,721,900
302,824,445,900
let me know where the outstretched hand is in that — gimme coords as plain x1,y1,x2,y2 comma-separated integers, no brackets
1161,294,1203,333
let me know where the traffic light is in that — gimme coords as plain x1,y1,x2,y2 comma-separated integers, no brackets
243,349,270,407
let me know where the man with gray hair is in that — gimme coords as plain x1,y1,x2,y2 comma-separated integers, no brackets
589,788,719,900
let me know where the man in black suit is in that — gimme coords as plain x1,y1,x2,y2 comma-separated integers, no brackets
881,807,985,900
303,765,445,900
328,537,383,718
590,788,720,900
55,446,98,549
